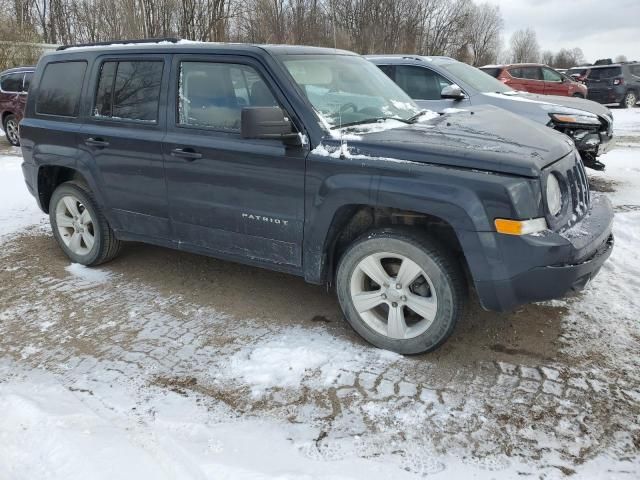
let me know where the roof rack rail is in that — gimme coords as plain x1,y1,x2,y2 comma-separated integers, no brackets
56,37,180,51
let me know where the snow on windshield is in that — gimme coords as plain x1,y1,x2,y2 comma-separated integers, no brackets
282,55,421,129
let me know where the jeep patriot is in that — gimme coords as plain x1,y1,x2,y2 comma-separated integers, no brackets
19,39,614,354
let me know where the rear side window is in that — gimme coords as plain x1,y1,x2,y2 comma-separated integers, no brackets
36,61,87,117
628,65,640,77
1,73,25,93
93,60,163,122
510,67,542,80
394,66,451,100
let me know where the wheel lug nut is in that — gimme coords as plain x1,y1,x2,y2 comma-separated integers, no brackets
392,302,398,308
381,294,387,299
395,283,402,289
401,295,407,302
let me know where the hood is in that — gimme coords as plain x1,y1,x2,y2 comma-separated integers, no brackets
317,105,573,177
481,91,612,121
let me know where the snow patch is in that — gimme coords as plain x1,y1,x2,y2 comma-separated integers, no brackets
65,263,111,283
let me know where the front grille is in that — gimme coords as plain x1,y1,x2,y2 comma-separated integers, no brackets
566,158,591,219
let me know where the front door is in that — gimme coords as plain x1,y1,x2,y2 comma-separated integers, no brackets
79,55,171,238
163,55,307,267
542,67,567,96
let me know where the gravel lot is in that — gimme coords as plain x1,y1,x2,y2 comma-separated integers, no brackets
1,110,639,479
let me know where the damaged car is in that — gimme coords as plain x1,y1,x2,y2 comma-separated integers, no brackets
20,40,614,354
369,55,615,171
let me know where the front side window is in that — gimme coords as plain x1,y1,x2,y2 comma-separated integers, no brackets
281,55,420,129
1,73,24,93
543,68,563,82
36,61,87,117
394,66,452,101
511,66,542,80
93,60,163,122
178,62,277,131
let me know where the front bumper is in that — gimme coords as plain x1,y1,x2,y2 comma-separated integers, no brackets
574,129,615,157
474,194,614,311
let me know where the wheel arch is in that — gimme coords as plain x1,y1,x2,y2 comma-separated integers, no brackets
37,165,93,213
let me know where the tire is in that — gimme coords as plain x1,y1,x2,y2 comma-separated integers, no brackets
621,91,637,109
49,181,122,266
3,114,20,146
572,93,584,99
336,229,466,354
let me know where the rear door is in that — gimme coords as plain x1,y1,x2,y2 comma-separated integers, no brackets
163,54,307,267
388,64,470,111
586,66,622,103
79,55,171,239
542,67,567,96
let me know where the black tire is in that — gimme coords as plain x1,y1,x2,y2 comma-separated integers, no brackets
3,114,20,146
621,91,637,109
49,181,122,265
336,229,466,354
572,93,584,98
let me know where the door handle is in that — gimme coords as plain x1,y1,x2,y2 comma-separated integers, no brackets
85,137,110,148
170,148,202,160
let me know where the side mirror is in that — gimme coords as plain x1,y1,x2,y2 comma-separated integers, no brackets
241,106,300,145
441,84,465,100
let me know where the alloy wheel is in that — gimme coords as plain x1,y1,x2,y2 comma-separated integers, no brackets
5,118,19,145
55,195,96,256
349,252,438,340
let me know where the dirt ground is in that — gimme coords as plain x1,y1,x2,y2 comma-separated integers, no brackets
1,134,638,477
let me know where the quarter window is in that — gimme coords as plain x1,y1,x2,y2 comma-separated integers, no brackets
178,62,277,131
93,60,163,122
1,73,25,93
394,66,452,100
36,61,87,117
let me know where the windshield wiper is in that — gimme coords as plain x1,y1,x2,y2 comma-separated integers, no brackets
332,117,411,129
407,110,432,123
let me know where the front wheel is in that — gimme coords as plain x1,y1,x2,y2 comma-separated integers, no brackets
3,114,20,146
572,93,585,99
336,230,466,354
49,182,122,265
621,91,637,109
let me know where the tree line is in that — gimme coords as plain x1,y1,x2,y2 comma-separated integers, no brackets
0,0,613,71
1,0,503,67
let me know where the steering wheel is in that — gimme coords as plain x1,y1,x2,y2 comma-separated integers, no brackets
339,103,358,114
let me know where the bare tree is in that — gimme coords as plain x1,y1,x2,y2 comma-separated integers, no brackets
615,54,628,63
509,28,539,64
541,50,554,66
464,1,501,66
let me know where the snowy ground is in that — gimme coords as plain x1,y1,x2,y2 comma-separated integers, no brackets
0,110,639,479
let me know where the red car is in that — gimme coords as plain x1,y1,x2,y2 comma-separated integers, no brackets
480,63,588,98
0,66,35,146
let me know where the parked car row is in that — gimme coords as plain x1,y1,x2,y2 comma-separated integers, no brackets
16,39,614,354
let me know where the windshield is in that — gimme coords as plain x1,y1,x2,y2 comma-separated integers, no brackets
441,62,512,93
280,55,421,129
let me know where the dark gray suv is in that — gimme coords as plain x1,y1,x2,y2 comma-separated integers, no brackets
19,40,614,354
368,55,615,170
585,63,640,108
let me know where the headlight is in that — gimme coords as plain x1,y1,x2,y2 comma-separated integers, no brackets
549,113,600,126
546,174,563,216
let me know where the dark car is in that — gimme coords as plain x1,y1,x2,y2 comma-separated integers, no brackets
20,40,613,354
479,63,588,98
0,66,35,146
567,66,591,84
585,63,640,108
368,55,613,170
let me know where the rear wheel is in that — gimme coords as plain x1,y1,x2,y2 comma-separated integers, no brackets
3,114,20,146
49,182,122,265
621,91,637,109
336,229,466,354
572,93,585,98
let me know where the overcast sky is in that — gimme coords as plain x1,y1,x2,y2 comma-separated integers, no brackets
486,0,640,63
